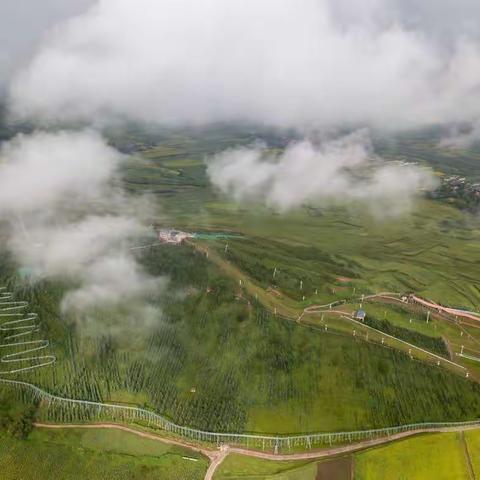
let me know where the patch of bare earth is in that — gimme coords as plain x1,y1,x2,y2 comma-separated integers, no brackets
336,277,353,283
316,455,353,480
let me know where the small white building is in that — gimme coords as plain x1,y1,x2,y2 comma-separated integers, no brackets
354,309,366,321
158,229,191,244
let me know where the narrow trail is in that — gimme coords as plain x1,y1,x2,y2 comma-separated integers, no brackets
461,431,476,480
411,295,480,323
33,422,217,459
33,421,480,480
204,446,229,480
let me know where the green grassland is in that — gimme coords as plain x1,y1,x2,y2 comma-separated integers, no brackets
215,431,480,479
3,243,480,438
0,428,208,480
118,128,480,312
193,201,480,312
214,454,318,479
355,432,472,480
375,129,480,181
464,429,480,475
2,126,480,444
357,315,449,357
13,427,480,480
300,300,480,380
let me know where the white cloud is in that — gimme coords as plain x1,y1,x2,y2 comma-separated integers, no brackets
61,253,165,311
0,0,93,90
0,130,120,213
9,216,145,278
207,131,437,215
0,130,164,311
7,0,480,133
439,121,480,148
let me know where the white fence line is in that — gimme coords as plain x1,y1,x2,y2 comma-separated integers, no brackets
2,377,480,451
340,315,467,370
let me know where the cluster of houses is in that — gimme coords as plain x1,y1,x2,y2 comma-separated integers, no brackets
435,175,480,201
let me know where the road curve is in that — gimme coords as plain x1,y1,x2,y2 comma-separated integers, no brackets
33,421,480,480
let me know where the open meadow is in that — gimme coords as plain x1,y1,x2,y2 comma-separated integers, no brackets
0,427,208,480
120,128,480,312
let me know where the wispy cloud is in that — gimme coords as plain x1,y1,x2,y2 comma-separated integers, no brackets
0,130,164,312
207,131,437,216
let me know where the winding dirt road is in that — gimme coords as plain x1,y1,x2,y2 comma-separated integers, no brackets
33,421,480,480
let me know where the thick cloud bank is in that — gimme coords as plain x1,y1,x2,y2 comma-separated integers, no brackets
8,0,480,133
0,130,163,311
0,0,469,313
0,130,117,211
0,0,93,90
207,131,437,215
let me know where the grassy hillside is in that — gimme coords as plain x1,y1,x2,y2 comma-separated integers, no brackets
3,242,480,437
2,127,480,441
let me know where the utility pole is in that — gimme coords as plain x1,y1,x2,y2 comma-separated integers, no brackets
426,311,430,323
273,267,277,279
300,280,303,290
